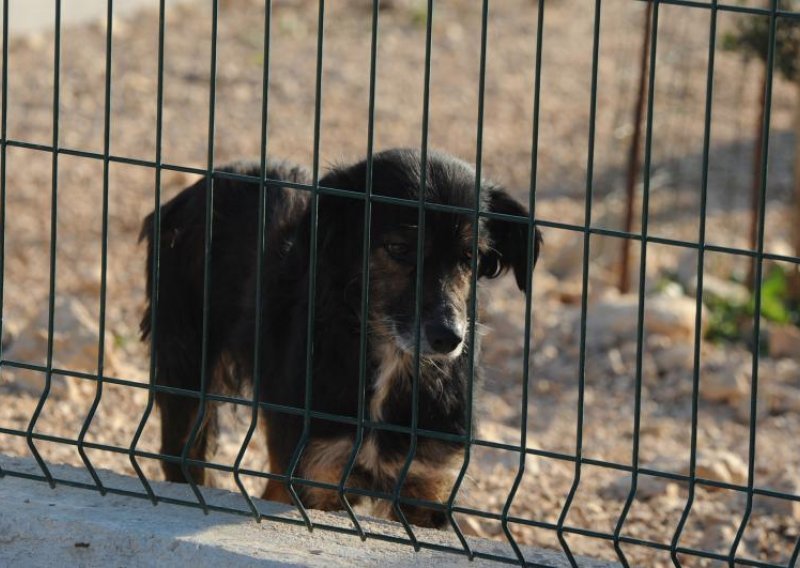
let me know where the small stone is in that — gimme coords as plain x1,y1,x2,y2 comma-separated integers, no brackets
556,281,584,305
534,378,555,395
660,281,684,299
664,481,682,501
646,334,673,351
702,369,749,404
695,450,748,487
767,239,794,259
653,344,695,375
688,274,750,306
735,386,771,424
531,268,559,297
378,0,416,11
699,523,737,552
762,472,800,520
1,320,17,352
769,325,800,360
674,249,698,290
545,237,585,280
537,343,558,363
601,473,676,501
645,295,703,341
69,264,103,296
768,384,800,414
585,296,639,348
775,358,800,384
458,515,490,538
584,293,703,351
608,348,626,375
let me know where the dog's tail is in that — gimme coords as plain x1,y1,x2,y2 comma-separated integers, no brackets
139,178,207,365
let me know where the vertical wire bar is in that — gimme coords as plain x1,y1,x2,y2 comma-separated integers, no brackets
445,0,493,560
26,0,63,487
0,0,8,480
181,0,221,513
76,0,115,495
555,1,600,565
614,0,661,567
729,1,777,564
390,0,434,550
232,0,273,521
790,537,800,567
499,2,544,565
336,0,380,541
129,0,166,504
284,0,326,531
669,2,717,566
612,2,660,565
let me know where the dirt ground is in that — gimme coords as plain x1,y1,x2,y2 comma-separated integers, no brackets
0,1,799,566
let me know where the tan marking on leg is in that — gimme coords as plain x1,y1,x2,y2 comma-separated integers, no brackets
386,468,455,528
370,467,455,528
358,437,458,482
358,438,459,527
357,437,390,477
263,479,293,504
298,437,363,511
262,439,292,504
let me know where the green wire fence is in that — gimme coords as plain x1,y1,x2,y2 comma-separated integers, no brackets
0,1,799,567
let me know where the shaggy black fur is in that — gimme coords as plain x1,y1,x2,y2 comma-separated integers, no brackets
140,148,541,527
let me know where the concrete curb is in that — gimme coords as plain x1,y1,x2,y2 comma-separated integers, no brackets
0,455,617,567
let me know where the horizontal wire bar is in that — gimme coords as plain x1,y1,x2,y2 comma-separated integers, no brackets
4,136,797,265
1,139,799,266
4,417,797,504
633,0,800,20
4,360,800,505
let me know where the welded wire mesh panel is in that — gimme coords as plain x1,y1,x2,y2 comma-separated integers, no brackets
0,1,799,567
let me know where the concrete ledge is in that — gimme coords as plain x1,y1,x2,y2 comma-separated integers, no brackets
0,455,616,567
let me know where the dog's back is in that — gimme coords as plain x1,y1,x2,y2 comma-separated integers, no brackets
140,160,309,344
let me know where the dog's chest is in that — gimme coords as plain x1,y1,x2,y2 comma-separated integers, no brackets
367,344,412,423
366,343,461,428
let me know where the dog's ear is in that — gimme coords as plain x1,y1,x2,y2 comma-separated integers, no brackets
480,187,542,292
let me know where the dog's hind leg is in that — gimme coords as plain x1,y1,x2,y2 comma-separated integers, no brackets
156,390,219,486
262,413,296,505
152,342,220,486
141,182,224,487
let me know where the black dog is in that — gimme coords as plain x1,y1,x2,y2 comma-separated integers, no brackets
140,149,541,527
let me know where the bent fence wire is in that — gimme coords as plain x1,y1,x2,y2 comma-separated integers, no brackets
0,0,799,567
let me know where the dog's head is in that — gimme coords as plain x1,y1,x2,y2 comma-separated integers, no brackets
310,148,542,360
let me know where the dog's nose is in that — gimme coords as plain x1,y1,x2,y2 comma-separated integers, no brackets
425,323,463,355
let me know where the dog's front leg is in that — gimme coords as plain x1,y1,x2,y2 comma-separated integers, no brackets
263,436,368,512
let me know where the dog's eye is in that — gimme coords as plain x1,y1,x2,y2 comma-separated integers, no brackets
385,242,411,260
462,249,474,265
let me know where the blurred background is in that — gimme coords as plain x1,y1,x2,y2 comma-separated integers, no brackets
0,1,798,566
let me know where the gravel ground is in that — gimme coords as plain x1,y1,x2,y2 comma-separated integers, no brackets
0,1,799,566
